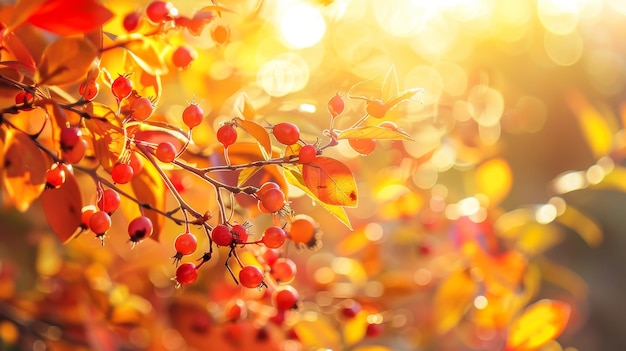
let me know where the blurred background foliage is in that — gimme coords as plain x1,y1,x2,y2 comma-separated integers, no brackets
2,0,626,350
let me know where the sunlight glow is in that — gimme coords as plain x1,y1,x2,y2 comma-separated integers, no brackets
280,3,326,48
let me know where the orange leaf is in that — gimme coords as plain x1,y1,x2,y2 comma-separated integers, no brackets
1,129,47,212
84,103,125,172
235,117,271,159
25,0,113,35
118,34,168,76
433,269,477,334
36,37,98,86
337,126,414,141
302,156,358,207
506,300,571,351
284,166,352,229
41,165,82,243
236,94,256,120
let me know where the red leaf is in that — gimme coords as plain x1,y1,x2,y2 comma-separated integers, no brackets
26,0,114,36
302,156,358,207
41,165,83,243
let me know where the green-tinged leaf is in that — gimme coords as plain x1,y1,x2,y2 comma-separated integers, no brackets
302,156,358,207
117,34,168,76
1,129,47,212
284,167,352,229
505,300,570,351
381,66,399,103
84,103,125,172
235,118,271,159
36,37,98,86
337,126,414,141
555,204,603,246
25,0,113,36
566,90,614,158
127,160,166,242
41,165,82,243
434,269,477,334
385,87,424,110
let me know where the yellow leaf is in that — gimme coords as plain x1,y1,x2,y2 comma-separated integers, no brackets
36,37,98,86
566,90,614,158
434,269,477,334
381,66,399,102
343,310,368,345
293,316,341,350
84,103,125,172
302,156,358,207
235,118,271,159
475,157,512,206
555,204,602,246
506,300,570,351
117,34,168,76
236,93,256,120
284,167,352,229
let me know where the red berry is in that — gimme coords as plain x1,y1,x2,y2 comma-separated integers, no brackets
174,232,198,255
239,265,264,288
211,24,230,44
97,188,121,213
272,122,300,145
60,126,82,151
130,97,154,121
365,322,384,337
79,80,99,101
272,286,299,310
259,188,285,213
15,91,35,109
46,164,66,188
262,248,279,267
111,75,133,100
261,226,286,249
271,258,296,283
111,163,134,184
62,138,87,164
328,94,344,117
123,11,142,32
175,262,198,286
288,215,318,247
256,182,280,199
146,1,176,23
211,224,233,246
298,144,317,164
225,299,247,321
155,142,177,163
128,216,153,243
366,99,387,118
128,152,143,175
81,206,96,229
378,120,399,130
349,138,376,155
89,211,112,235
231,224,249,244
172,45,197,69
182,104,204,128
217,124,237,147
339,300,362,319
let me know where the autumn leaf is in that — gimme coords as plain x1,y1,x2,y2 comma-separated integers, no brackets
433,269,477,334
235,117,271,159
117,34,168,76
474,157,513,206
36,37,98,86
566,90,614,158
284,166,352,229
505,300,570,351
381,66,399,103
337,125,414,141
236,94,256,120
555,204,603,247
1,128,47,212
302,156,358,207
41,165,82,243
84,103,125,172
11,0,113,35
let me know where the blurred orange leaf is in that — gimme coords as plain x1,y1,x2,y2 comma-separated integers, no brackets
293,317,341,350
343,310,369,345
235,117,271,159
505,299,570,351
555,204,603,247
36,37,98,86
284,166,352,229
84,103,125,172
474,157,512,206
337,125,414,141
41,165,82,243
1,128,47,212
302,156,358,207
434,269,477,334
